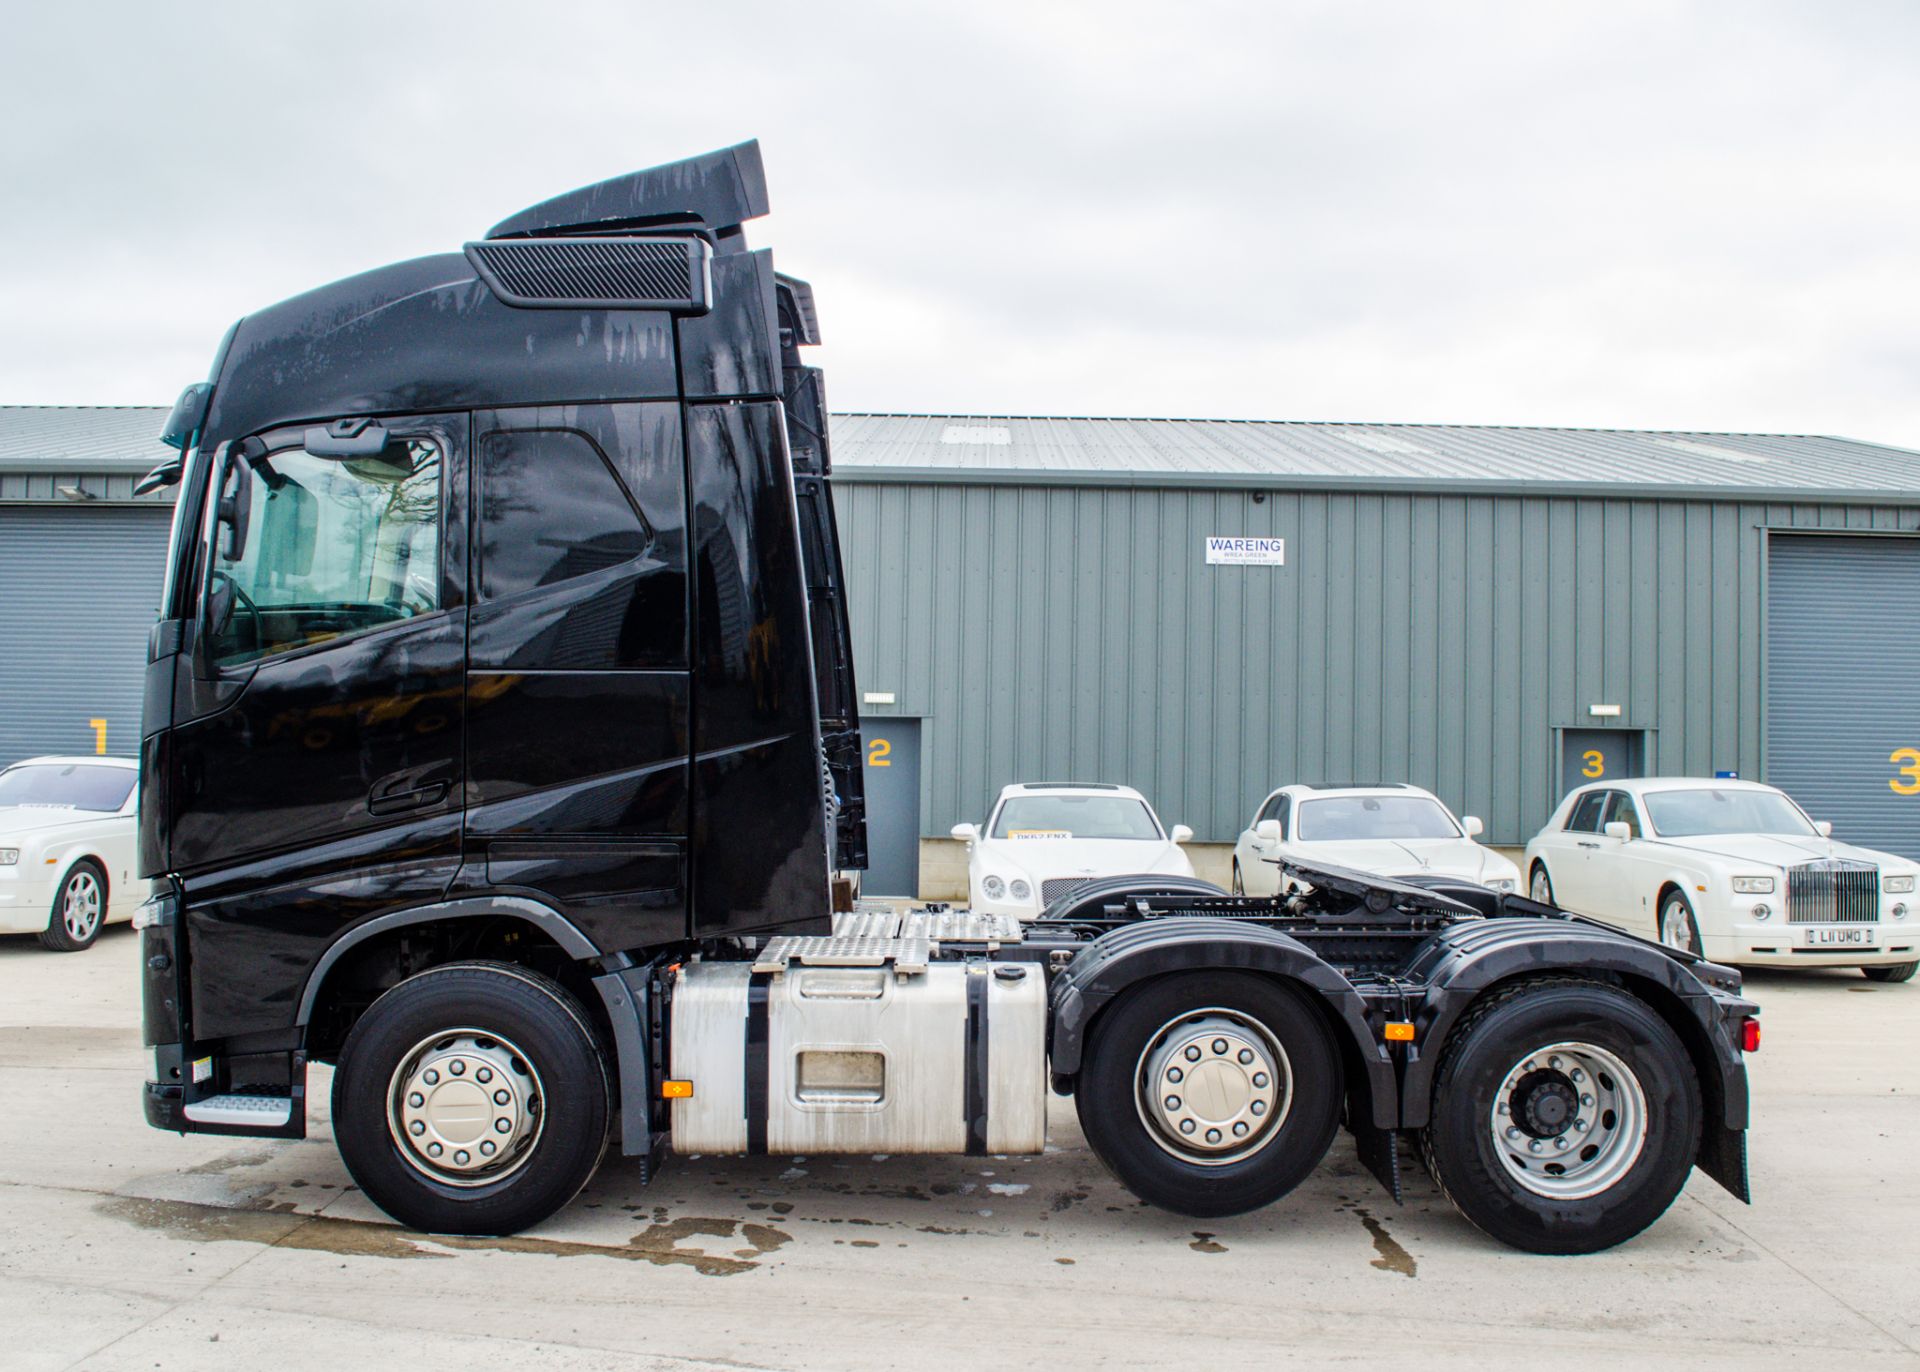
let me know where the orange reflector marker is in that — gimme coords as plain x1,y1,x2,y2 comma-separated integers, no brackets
1741,1018,1761,1054
661,1080,694,1099
1383,1022,1415,1042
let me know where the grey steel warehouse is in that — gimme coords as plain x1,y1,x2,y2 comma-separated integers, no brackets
4,406,1919,898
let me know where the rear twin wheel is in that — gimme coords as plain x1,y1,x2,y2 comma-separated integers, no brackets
1075,972,1343,1218
1419,978,1700,1254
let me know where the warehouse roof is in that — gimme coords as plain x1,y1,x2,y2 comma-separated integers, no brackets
829,414,1920,501
4,406,1918,503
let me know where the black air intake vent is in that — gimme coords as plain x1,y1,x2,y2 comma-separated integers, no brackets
465,237,712,311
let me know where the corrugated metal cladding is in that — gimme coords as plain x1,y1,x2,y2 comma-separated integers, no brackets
831,481,1920,846
1767,535,1920,858
0,506,173,768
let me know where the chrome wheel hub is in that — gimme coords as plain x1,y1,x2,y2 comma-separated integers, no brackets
1490,1040,1647,1200
1136,1010,1291,1165
387,1030,543,1186
1661,901,1697,954
63,872,101,941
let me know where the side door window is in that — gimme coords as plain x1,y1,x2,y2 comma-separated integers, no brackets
1565,791,1607,834
1603,791,1642,839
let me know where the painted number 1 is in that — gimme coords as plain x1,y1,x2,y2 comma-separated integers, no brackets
867,738,891,768
89,719,107,755
1891,747,1920,796
1582,749,1605,779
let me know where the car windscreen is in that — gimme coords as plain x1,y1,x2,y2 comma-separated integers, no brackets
990,796,1161,840
1641,788,1818,838
0,764,135,812
1294,796,1460,842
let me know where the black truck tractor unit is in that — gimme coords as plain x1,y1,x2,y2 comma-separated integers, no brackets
134,141,1758,1254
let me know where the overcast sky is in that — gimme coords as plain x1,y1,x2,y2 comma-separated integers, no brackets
4,2,1917,447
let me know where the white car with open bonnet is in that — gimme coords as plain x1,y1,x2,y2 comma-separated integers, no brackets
0,756,142,952
1524,777,1919,982
1230,782,1521,896
951,782,1195,919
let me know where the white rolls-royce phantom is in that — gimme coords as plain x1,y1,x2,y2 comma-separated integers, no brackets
1523,777,1918,982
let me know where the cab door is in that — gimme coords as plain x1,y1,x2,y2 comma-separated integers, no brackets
167,417,467,1039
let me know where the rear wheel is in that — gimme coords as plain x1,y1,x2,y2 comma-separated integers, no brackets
1075,972,1342,1217
1863,962,1917,984
1420,978,1699,1254
38,861,106,952
1231,860,1245,895
331,962,609,1235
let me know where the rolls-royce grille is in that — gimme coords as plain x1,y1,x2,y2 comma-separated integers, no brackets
1786,860,1879,923
1042,878,1092,906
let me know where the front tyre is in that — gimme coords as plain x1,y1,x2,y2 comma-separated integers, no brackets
39,860,106,952
1529,864,1555,906
1863,962,1917,984
332,962,610,1236
1658,890,1703,956
1420,979,1700,1254
1075,972,1342,1218
1231,860,1245,896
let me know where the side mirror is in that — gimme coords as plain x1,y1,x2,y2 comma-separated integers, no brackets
1604,821,1632,841
1815,820,1833,838
950,823,980,843
1170,824,1193,845
1255,819,1282,844
1462,815,1484,838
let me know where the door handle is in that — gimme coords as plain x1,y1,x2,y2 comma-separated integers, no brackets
1576,840,1601,850
367,781,450,816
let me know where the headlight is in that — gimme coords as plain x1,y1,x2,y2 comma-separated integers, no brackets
981,875,1006,900
0,848,17,866
1731,876,1775,894
1009,879,1032,901
1884,875,1916,894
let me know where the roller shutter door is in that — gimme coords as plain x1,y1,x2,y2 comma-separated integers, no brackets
1767,534,1920,860
0,506,172,767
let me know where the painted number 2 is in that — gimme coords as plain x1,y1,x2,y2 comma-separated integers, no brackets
1582,749,1605,779
1891,747,1920,796
867,738,891,768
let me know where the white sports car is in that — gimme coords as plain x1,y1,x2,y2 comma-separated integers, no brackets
1230,783,1521,896
1524,777,1919,982
0,756,142,952
951,782,1194,919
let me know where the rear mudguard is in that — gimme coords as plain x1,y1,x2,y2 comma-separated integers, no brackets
1400,913,1755,1202
1048,918,1400,1134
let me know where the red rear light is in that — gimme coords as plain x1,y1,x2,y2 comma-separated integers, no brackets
1741,1017,1761,1053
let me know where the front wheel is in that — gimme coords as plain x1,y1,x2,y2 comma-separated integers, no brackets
1529,864,1555,906
38,861,106,952
1075,972,1342,1218
1863,962,1917,984
1231,860,1245,895
1420,978,1700,1254
1658,891,1703,956
331,962,610,1236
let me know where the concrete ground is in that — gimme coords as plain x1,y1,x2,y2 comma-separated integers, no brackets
1,927,1915,1371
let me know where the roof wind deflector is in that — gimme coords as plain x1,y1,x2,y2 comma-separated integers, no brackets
485,140,770,242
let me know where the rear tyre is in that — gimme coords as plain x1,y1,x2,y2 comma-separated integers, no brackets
332,961,609,1236
1658,890,1703,956
1231,860,1245,896
1863,962,1917,984
1075,971,1342,1218
1420,978,1699,1254
1529,864,1555,906
38,860,106,952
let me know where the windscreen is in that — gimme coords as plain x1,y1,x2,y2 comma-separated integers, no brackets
1295,795,1460,842
991,795,1161,840
1642,789,1818,838
0,764,135,812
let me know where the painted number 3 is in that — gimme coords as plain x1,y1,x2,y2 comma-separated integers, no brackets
867,738,891,768
1891,747,1920,796
1581,750,1605,779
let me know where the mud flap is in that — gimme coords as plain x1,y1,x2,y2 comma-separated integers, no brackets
1699,1123,1751,1204
1351,1121,1403,1204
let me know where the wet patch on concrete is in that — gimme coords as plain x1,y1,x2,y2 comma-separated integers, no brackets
100,1196,790,1276
182,1148,278,1176
1189,1232,1227,1254
1354,1206,1416,1277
